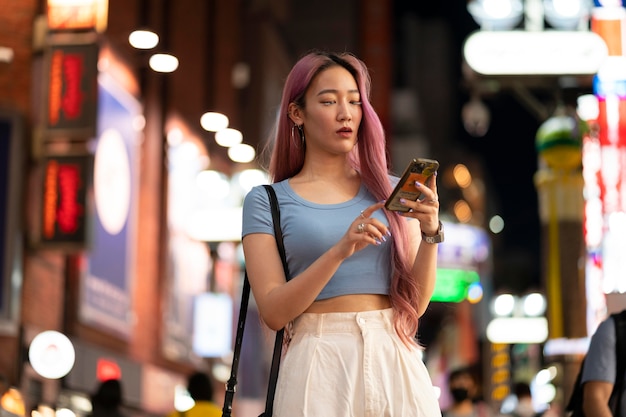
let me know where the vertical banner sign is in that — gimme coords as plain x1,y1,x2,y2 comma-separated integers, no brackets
45,43,98,137
78,73,140,338
40,155,92,248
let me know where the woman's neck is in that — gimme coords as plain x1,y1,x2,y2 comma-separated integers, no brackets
294,154,357,183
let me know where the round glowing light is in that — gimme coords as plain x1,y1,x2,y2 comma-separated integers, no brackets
489,215,505,234
200,112,229,132
56,408,76,417
577,94,599,122
453,164,472,188
522,292,547,317
483,0,513,18
453,199,472,223
128,30,159,49
228,143,256,163
467,282,484,303
467,0,524,30
493,293,516,316
149,53,179,73
28,331,75,379
215,128,243,147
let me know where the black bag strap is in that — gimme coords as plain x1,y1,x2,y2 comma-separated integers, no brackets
609,309,626,414
260,184,289,417
221,185,288,417
221,273,251,417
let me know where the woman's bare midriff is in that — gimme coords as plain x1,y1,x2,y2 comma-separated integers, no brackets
304,294,392,314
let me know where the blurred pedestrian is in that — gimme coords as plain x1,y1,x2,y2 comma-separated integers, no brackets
442,366,495,417
167,372,221,417
89,379,126,417
579,309,626,417
502,382,543,417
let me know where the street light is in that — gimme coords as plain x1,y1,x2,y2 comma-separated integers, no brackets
543,0,592,30
149,53,179,73
467,0,524,30
128,29,159,49
487,293,549,344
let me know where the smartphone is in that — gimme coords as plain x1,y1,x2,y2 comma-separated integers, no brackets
384,158,439,212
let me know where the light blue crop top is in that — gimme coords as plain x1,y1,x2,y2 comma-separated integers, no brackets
241,179,393,300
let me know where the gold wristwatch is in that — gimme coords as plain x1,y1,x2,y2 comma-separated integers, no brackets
422,221,444,244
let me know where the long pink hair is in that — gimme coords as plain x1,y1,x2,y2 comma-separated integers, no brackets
268,51,421,347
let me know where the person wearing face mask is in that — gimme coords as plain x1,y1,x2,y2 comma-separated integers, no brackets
442,367,497,417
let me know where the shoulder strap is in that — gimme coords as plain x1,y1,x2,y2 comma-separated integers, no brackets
263,184,289,279
610,310,626,414
261,184,289,417
222,276,251,417
222,185,289,417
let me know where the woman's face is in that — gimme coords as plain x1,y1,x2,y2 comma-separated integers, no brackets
298,65,363,155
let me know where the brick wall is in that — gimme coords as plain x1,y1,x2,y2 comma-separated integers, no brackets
0,0,38,117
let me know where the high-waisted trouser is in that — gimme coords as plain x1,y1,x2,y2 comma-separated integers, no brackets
272,308,442,417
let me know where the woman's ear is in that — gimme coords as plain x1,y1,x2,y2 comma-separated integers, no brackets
287,103,303,125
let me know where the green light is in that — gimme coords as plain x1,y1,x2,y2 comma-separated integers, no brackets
431,268,481,303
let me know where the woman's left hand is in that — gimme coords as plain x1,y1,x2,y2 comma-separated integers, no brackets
398,175,440,235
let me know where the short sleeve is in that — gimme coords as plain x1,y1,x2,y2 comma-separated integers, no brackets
581,316,617,384
242,185,274,238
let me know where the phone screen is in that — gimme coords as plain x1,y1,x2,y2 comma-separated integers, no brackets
384,159,439,212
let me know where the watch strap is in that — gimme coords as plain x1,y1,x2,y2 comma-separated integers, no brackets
422,220,444,244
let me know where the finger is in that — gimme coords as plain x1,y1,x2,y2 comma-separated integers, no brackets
360,220,390,242
427,171,438,193
419,197,439,206
360,201,385,219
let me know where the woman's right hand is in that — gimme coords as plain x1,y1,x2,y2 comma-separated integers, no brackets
334,201,389,259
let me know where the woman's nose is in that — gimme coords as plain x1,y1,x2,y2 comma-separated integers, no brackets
338,102,352,121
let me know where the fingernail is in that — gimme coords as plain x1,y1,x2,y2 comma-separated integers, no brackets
386,230,392,237
375,239,382,245
400,198,406,204
414,181,421,187
434,171,438,177
380,235,387,242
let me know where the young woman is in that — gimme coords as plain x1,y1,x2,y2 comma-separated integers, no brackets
242,51,443,416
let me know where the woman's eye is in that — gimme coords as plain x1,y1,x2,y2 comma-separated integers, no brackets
351,101,362,105
321,100,335,105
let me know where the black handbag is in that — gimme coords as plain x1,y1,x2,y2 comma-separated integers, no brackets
222,184,289,417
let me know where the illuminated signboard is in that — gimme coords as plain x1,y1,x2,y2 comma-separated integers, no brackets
464,30,608,76
38,154,92,248
47,0,109,32
44,42,98,138
432,222,490,303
